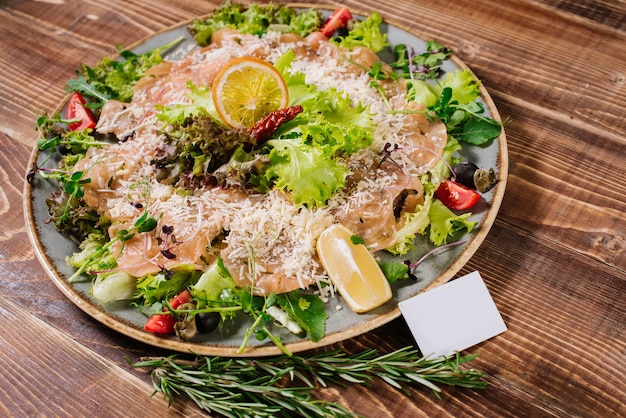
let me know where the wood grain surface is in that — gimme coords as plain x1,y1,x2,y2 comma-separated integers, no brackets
1,0,624,417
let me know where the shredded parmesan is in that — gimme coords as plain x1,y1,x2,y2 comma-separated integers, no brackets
78,28,446,295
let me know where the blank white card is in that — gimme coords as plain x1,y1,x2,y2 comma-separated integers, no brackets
399,271,507,358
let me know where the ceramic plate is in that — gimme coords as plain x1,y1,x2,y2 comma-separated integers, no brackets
25,5,507,356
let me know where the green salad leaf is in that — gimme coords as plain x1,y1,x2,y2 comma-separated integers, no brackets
428,199,477,246
264,138,348,206
333,11,389,52
277,290,328,342
136,265,200,304
188,1,323,46
66,37,183,107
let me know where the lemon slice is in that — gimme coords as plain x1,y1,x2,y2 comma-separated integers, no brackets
212,56,289,129
317,224,392,313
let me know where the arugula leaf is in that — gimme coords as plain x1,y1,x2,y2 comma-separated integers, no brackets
277,290,328,342
378,261,410,284
455,117,503,145
428,91,501,146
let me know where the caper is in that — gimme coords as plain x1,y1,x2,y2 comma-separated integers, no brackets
174,302,198,340
474,168,497,192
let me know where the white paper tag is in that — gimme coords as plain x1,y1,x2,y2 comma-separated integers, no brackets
398,271,507,358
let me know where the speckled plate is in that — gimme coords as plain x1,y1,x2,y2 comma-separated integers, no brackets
24,4,508,357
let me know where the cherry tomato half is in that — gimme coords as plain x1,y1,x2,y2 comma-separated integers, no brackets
169,289,192,310
435,179,481,211
144,290,193,334
66,92,96,131
144,313,176,334
320,7,353,38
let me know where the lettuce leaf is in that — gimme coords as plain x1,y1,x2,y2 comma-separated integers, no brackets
66,232,116,277
136,265,200,304
265,138,348,206
406,79,439,108
156,81,223,126
333,11,389,53
188,2,322,46
265,51,375,205
428,199,477,246
191,258,237,309
387,191,432,255
441,69,481,105
66,37,182,107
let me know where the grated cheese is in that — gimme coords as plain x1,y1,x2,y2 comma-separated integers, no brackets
78,28,446,295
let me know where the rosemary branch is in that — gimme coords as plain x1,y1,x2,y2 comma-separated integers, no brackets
130,346,486,417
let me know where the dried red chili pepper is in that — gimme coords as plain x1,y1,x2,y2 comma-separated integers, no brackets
249,105,304,144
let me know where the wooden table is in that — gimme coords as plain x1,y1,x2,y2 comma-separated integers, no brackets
1,0,624,416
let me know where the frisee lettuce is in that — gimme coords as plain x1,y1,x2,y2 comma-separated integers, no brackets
66,37,183,107
188,2,323,46
265,138,348,206
332,11,389,52
428,199,477,246
136,265,200,305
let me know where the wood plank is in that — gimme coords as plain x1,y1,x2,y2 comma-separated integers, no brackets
461,221,626,417
494,97,626,269
533,0,626,30
0,296,205,417
0,1,219,147
1,1,625,416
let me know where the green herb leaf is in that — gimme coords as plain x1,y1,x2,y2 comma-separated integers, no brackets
131,346,486,416
277,290,328,342
456,117,502,145
378,261,410,284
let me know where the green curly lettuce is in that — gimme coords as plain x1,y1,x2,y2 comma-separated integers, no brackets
188,2,323,46
66,231,117,276
333,10,389,53
66,37,183,107
136,265,200,305
264,138,348,206
428,199,477,246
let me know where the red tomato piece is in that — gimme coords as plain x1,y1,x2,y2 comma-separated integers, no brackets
169,289,192,310
435,180,481,211
144,313,176,334
66,92,96,131
320,7,353,38
144,290,193,334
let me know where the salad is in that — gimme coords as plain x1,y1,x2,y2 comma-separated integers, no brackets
28,2,502,355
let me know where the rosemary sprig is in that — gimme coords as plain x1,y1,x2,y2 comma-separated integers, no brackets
130,346,486,417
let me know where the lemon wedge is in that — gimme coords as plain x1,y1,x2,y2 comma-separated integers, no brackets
212,56,289,129
317,224,392,313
